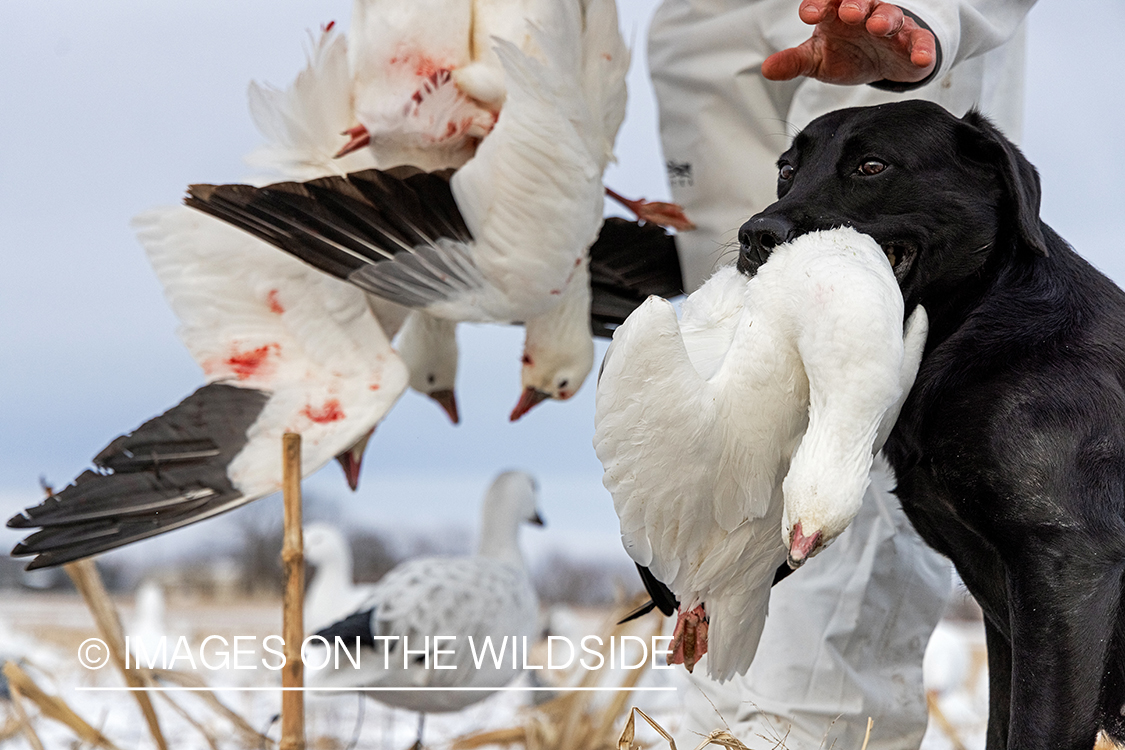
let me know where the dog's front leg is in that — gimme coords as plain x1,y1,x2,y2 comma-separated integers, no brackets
1004,549,1121,750
982,618,1012,750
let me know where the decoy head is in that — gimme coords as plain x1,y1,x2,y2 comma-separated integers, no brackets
482,471,546,529
303,523,349,566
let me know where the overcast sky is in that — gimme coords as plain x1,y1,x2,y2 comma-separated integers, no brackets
1,1,1123,570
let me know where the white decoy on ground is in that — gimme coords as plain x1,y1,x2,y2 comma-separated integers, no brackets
594,227,927,681
127,580,167,666
187,0,632,421
304,522,380,634
307,471,543,743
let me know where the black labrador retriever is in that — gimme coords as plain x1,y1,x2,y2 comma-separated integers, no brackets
739,100,1125,750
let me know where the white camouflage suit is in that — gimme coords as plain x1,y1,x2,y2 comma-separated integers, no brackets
647,1,1035,747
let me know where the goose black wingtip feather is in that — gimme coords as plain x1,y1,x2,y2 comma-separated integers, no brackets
588,218,685,338
8,383,269,570
620,561,796,624
185,167,473,294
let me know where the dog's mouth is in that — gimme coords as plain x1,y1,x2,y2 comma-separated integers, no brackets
880,239,917,284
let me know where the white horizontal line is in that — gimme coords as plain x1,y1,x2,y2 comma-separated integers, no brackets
74,686,677,693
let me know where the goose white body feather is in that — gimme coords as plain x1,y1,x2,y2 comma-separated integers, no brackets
347,0,494,171
594,228,926,681
137,205,409,501
246,27,461,404
134,27,420,502
310,472,541,713
348,3,607,324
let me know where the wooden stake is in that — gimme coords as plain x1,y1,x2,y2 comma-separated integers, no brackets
280,432,305,750
63,558,167,750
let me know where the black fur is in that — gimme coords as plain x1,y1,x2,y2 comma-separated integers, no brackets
739,100,1125,750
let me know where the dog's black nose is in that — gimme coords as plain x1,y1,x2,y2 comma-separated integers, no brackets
738,215,796,275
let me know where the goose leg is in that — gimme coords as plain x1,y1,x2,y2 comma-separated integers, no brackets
408,713,426,750
667,604,709,672
605,187,696,232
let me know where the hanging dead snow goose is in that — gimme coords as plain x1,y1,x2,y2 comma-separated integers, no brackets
245,25,464,426
593,227,927,681
8,200,410,569
307,471,543,742
187,0,634,421
335,0,498,166
6,28,410,568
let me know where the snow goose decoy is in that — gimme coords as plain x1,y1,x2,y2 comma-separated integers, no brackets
594,227,928,681
304,522,381,633
187,0,632,421
308,471,543,742
6,27,419,569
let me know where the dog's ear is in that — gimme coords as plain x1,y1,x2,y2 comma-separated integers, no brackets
956,110,1049,257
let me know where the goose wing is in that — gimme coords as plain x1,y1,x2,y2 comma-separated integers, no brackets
587,219,684,338
8,208,409,568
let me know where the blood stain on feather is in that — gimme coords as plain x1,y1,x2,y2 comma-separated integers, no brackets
303,399,346,424
267,289,285,314
207,343,279,381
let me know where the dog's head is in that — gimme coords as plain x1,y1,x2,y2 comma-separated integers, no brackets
738,100,1048,310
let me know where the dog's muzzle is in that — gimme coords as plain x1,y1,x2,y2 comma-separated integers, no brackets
738,215,796,275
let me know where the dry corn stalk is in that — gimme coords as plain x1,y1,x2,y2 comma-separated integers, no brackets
3,660,118,750
452,595,661,750
64,558,168,750
619,706,676,750
925,691,967,750
150,667,273,747
1096,732,1122,750
280,431,306,750
5,672,46,750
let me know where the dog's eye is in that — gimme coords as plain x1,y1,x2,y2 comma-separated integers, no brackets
857,160,886,176
779,164,795,180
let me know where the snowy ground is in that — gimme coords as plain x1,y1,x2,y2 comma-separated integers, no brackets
0,591,991,750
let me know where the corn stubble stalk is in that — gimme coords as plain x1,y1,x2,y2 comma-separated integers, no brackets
280,431,306,750
452,593,883,750
3,660,117,750
63,558,168,750
451,595,660,750
59,542,271,749
150,668,272,746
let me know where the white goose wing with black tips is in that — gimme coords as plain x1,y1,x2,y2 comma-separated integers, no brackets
7,28,412,569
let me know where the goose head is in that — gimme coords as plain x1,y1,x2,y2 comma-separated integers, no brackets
510,275,595,421
303,523,351,568
396,312,460,424
478,471,545,563
334,429,374,492
781,435,874,569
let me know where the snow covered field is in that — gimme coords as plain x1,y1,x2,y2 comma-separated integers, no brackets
1,591,990,750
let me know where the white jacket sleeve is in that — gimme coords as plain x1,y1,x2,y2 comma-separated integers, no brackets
898,0,1038,81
